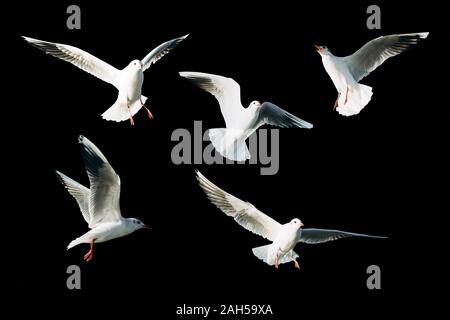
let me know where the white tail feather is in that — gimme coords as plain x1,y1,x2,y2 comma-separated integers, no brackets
67,238,82,250
101,95,147,122
337,84,373,116
208,128,250,161
252,245,299,265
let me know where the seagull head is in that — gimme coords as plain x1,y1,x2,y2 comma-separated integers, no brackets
249,100,262,108
290,218,304,229
129,59,143,70
314,45,330,56
129,218,150,231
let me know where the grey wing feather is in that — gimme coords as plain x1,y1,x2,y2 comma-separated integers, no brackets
55,170,91,225
141,34,189,71
196,170,281,241
78,135,122,227
257,102,313,129
179,71,242,127
298,228,387,244
22,36,119,87
343,32,429,81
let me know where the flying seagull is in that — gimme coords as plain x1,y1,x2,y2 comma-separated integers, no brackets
315,32,429,116
56,135,149,261
23,34,189,125
180,72,313,161
196,170,386,269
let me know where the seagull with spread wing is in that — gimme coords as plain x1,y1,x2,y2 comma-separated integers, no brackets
56,136,149,261
196,170,386,269
23,34,189,125
180,72,313,161
315,32,429,116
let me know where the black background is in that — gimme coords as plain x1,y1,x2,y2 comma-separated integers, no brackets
7,0,445,317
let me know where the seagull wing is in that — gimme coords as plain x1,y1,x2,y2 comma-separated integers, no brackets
78,135,122,228
55,170,91,226
179,72,243,127
141,34,189,71
23,36,120,87
343,32,429,81
196,170,281,241
297,228,387,244
256,102,313,129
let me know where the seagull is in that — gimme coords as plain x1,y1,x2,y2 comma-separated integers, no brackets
196,170,386,269
315,32,429,116
179,72,313,161
23,34,189,125
56,135,149,261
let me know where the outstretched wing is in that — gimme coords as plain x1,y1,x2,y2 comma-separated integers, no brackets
196,170,281,241
78,135,122,228
298,228,387,244
179,71,243,127
343,32,429,81
23,36,120,87
55,170,91,226
257,102,313,129
141,34,189,71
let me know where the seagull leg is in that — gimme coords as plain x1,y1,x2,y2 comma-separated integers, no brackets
344,86,349,105
293,259,301,270
140,97,154,119
83,239,96,262
127,104,135,126
334,92,340,109
275,253,279,270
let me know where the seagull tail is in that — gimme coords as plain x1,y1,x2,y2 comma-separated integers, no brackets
67,238,82,250
252,245,299,265
252,245,271,263
101,95,147,122
208,128,250,161
336,84,373,116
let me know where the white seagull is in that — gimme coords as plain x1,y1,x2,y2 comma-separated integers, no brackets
56,135,149,261
23,34,189,125
315,32,429,116
196,171,386,269
180,72,313,161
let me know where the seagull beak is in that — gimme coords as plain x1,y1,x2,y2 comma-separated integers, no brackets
300,222,304,227
314,45,322,53
143,225,151,230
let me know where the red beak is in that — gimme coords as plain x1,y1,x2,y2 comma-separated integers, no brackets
143,225,151,229
314,45,322,53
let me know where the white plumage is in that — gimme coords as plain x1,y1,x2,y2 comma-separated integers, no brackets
56,135,149,261
23,34,188,124
180,72,313,161
196,170,386,269
316,32,429,116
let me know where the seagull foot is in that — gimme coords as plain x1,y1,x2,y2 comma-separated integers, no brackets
143,105,154,119
140,98,154,119
334,93,340,110
127,105,135,126
293,259,301,270
83,250,93,262
83,239,95,262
